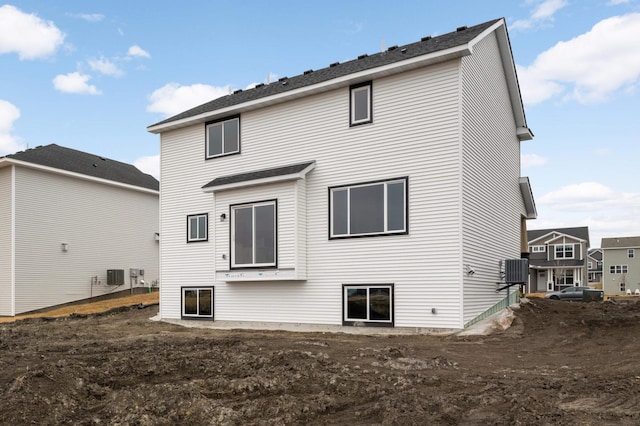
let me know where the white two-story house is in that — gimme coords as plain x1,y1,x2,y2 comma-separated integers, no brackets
147,18,536,331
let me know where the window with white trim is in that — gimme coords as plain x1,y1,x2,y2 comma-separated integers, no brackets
610,265,629,274
187,214,208,242
330,177,407,238
531,245,545,253
206,116,239,159
556,270,574,286
629,249,635,258
231,200,276,268
555,244,574,259
181,287,213,319
350,81,372,126
343,284,393,326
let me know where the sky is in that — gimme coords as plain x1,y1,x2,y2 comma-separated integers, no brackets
1,0,639,247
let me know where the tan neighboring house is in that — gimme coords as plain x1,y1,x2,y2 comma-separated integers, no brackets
601,237,640,295
0,144,159,316
527,227,590,293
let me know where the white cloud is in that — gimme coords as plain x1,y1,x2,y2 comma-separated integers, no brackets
0,100,25,155
511,0,568,30
53,72,101,95
88,56,124,76
518,13,640,105
534,182,640,246
147,83,230,117
68,13,104,22
0,5,65,60
522,153,548,168
128,45,150,58
134,154,160,179
607,0,631,5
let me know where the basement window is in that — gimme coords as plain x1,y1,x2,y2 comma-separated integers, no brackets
181,287,214,320
343,284,393,326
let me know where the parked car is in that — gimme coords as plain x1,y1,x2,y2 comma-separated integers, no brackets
544,286,594,301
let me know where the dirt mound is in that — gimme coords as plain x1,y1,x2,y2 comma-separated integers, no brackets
1,297,640,424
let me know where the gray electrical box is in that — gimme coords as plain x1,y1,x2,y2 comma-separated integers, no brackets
129,268,139,278
107,269,125,285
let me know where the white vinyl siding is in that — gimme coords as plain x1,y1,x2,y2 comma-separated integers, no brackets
11,167,159,314
159,60,465,328
0,167,13,316
461,32,523,324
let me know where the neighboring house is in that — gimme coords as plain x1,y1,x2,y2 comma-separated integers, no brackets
526,227,590,293
587,248,603,285
0,144,159,316
601,237,640,295
147,18,536,331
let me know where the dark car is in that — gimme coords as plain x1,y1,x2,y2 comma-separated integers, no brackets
544,286,594,301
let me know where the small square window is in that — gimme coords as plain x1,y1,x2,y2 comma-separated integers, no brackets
181,287,214,320
206,116,240,159
343,284,393,326
187,214,208,242
350,81,372,126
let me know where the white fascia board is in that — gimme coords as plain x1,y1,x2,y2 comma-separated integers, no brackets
203,162,316,193
2,158,159,195
147,45,473,134
519,176,537,219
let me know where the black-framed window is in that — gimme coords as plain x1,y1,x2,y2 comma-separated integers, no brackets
342,284,393,327
206,116,240,159
187,213,208,242
231,200,277,268
554,244,574,259
181,287,214,320
330,177,407,239
350,81,372,126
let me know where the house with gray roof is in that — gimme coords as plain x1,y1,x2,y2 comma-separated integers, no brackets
601,236,640,295
0,144,159,316
147,18,536,331
526,227,590,293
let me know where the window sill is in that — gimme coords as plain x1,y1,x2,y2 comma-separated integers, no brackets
216,268,304,282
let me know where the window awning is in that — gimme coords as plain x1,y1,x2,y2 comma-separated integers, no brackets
202,161,315,193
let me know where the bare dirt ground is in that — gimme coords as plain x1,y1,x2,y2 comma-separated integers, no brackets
2,296,640,425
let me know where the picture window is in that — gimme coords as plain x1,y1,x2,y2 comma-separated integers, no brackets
231,200,277,268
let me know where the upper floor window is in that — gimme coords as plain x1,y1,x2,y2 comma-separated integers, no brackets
610,265,629,274
555,244,574,259
350,81,372,126
187,213,208,242
629,249,635,258
206,116,240,159
588,261,593,269
231,200,276,268
330,177,407,239
531,245,545,253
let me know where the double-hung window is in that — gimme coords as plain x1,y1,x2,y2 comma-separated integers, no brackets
629,249,635,258
343,284,393,326
555,244,574,259
231,200,276,268
206,116,240,159
181,287,213,320
350,81,372,126
330,177,407,238
187,213,208,242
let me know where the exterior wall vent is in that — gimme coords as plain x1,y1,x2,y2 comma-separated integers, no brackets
107,269,125,285
504,259,529,283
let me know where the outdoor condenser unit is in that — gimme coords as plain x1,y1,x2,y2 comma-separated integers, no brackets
504,259,529,283
107,269,125,285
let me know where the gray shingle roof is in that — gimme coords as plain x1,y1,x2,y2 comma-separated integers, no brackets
529,259,586,268
202,161,315,190
150,18,501,128
4,144,159,191
528,227,590,245
601,236,640,249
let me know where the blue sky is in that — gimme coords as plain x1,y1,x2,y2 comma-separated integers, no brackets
1,0,639,247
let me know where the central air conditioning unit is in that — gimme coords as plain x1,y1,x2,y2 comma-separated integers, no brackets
504,259,529,283
107,269,125,285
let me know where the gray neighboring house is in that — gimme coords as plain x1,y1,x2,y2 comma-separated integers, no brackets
587,248,603,286
0,144,159,316
601,236,640,295
148,18,537,331
527,227,590,293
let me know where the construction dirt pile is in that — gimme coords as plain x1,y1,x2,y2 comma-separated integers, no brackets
1,296,640,425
